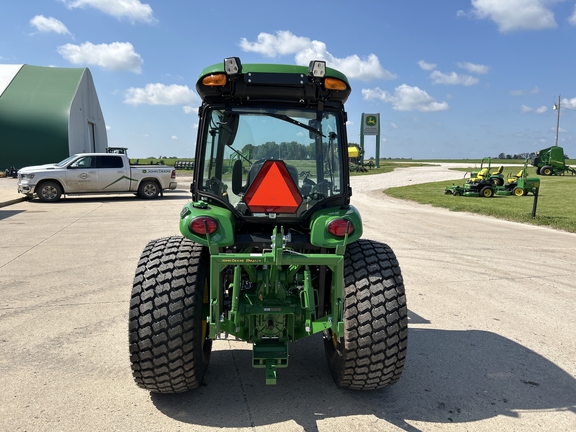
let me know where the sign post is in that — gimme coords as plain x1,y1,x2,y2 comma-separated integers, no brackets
360,113,380,168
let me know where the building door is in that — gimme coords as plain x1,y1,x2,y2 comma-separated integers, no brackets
88,121,96,152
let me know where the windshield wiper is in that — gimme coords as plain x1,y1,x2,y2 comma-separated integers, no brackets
267,114,325,137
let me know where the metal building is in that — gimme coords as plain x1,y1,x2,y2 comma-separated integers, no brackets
0,64,108,170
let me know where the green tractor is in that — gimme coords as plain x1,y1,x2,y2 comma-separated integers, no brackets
128,58,408,391
531,146,576,176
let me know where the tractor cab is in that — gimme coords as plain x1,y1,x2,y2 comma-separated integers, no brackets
195,106,346,219
183,57,359,248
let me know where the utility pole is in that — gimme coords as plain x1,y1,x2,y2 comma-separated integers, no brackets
553,95,561,147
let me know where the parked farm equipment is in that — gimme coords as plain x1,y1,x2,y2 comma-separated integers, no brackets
531,146,576,176
128,58,408,392
445,159,539,197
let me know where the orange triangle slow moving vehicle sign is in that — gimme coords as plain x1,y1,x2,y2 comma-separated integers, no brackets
244,160,302,213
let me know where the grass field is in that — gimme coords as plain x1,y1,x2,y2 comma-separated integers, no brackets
384,164,576,233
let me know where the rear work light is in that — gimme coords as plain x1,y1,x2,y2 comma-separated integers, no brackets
327,218,354,238
202,73,227,87
189,216,218,235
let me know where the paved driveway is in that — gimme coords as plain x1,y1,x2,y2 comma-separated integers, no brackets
0,167,574,431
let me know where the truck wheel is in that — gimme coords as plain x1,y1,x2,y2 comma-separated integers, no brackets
480,186,494,198
129,236,212,393
323,239,408,390
138,180,160,199
541,166,553,176
36,181,62,202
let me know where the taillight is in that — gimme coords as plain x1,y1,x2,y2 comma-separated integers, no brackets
327,219,354,238
171,170,176,179
189,217,218,235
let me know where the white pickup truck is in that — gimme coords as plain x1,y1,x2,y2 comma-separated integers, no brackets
17,153,177,202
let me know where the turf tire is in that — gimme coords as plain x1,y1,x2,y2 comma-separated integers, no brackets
324,239,408,390
129,236,212,393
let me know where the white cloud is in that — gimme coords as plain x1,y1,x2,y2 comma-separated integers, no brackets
470,0,557,32
430,70,479,86
521,104,548,113
124,83,198,106
58,41,143,73
60,0,155,24
457,61,489,74
390,122,398,128
362,85,449,112
510,86,540,96
30,15,71,35
171,136,178,140
562,96,576,109
535,106,548,113
418,60,437,71
239,30,395,81
570,5,576,25
182,106,198,115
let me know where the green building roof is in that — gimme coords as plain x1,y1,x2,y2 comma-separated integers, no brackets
0,65,90,169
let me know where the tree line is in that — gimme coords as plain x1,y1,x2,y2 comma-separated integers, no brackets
496,151,569,160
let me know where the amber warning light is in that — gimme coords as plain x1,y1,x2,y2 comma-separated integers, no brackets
244,161,303,214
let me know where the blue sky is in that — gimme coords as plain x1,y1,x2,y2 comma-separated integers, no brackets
1,0,576,159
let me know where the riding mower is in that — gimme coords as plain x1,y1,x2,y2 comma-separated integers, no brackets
497,159,540,196
445,159,539,197
128,58,408,392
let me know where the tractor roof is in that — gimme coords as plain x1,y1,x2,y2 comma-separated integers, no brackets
196,58,351,105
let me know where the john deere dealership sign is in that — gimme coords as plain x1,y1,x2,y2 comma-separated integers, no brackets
360,113,381,168
363,113,379,136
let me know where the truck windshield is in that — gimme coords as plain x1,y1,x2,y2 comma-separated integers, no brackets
198,107,344,216
56,155,78,167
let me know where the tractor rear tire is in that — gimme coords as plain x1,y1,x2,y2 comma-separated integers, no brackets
129,236,212,393
323,239,408,390
480,186,494,198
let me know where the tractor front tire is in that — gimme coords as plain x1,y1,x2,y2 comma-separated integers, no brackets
129,236,212,393
513,187,525,197
324,239,408,390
